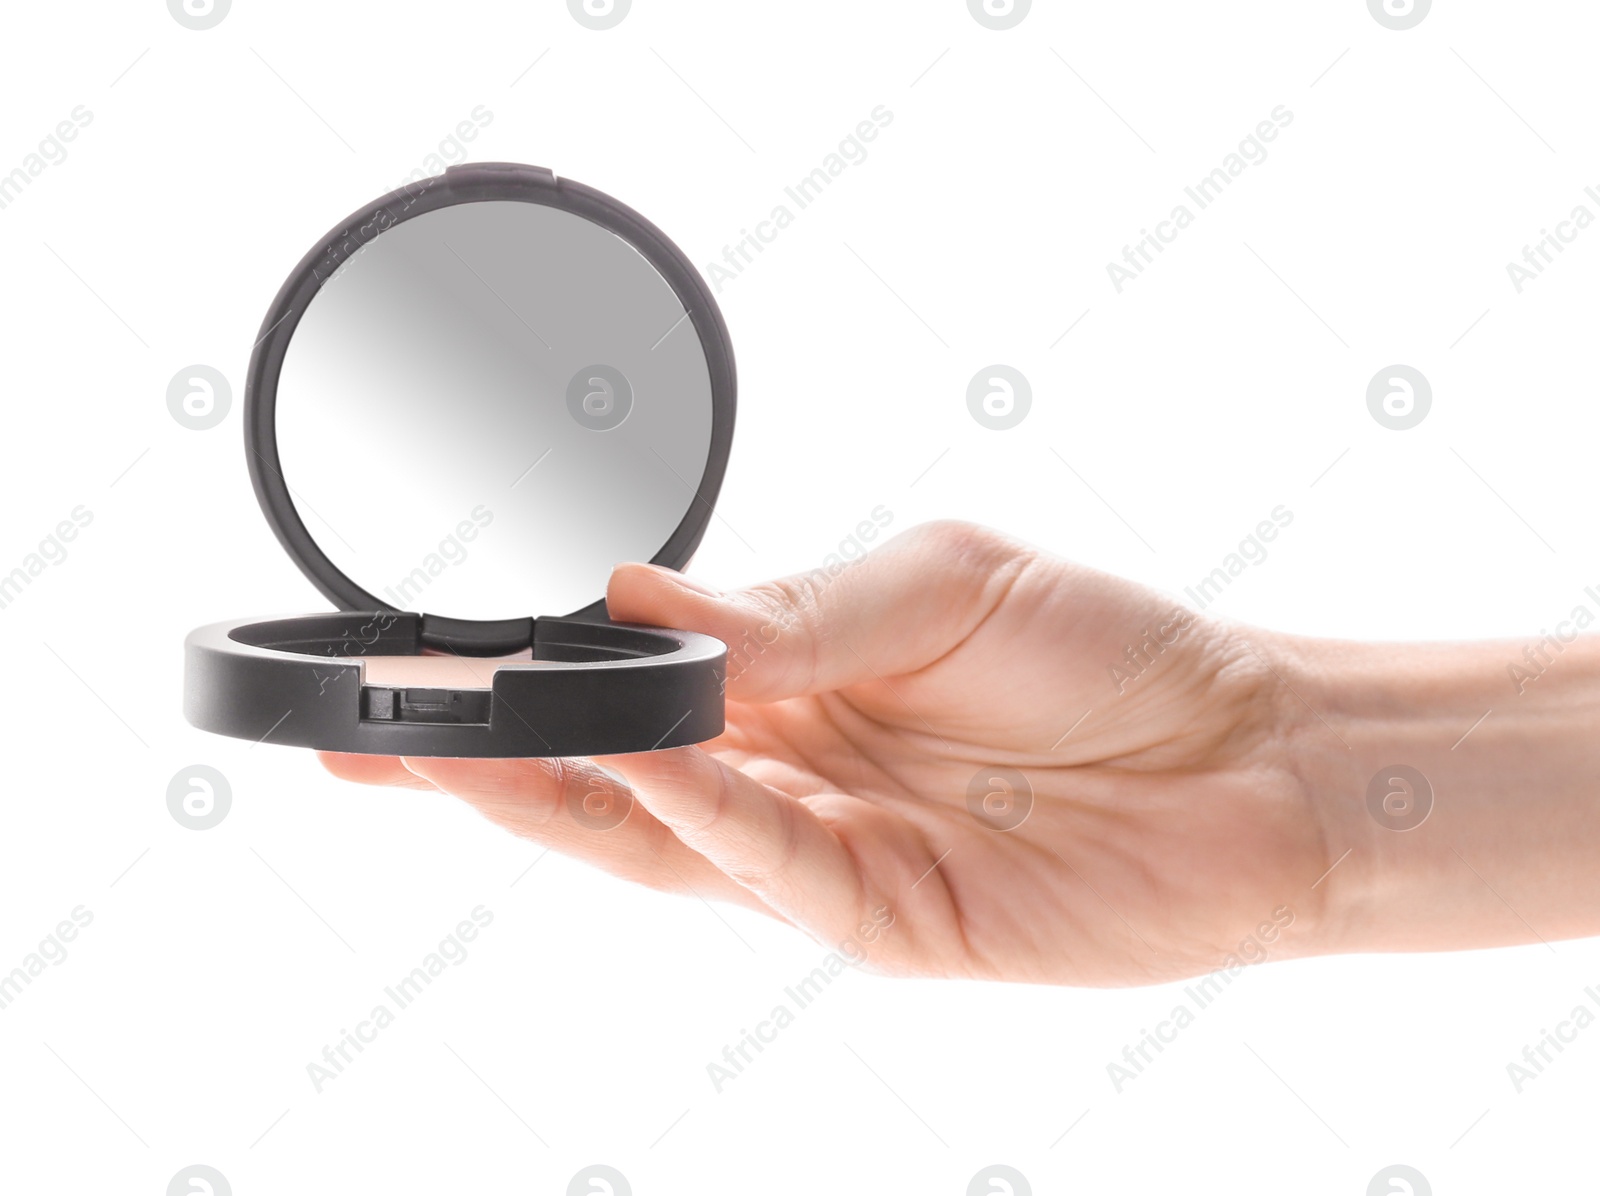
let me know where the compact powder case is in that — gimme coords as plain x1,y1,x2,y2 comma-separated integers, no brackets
184,163,733,757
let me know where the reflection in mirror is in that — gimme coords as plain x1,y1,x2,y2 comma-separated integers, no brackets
275,200,714,620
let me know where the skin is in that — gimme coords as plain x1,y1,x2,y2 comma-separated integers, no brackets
321,521,1600,987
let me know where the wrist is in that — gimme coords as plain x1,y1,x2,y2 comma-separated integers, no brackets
1274,631,1600,957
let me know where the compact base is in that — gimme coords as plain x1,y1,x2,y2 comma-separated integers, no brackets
184,612,726,757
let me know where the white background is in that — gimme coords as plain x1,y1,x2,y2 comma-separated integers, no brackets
2,1,1598,1192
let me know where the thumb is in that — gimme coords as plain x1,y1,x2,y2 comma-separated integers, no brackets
606,521,1034,703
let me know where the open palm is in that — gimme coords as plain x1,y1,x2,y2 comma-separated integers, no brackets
323,522,1329,986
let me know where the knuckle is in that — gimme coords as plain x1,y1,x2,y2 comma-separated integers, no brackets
895,521,1038,600
750,573,823,630
685,753,734,837
742,574,824,690
904,519,1017,565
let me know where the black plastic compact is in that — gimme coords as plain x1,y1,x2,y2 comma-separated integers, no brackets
184,163,733,757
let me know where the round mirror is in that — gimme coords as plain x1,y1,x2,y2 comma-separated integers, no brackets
249,167,734,637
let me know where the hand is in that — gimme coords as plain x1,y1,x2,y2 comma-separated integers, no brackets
320,521,1600,985
324,522,1322,985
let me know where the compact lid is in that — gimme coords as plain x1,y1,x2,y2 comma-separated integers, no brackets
245,163,735,654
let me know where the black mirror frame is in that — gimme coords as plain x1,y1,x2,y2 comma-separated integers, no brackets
243,162,737,655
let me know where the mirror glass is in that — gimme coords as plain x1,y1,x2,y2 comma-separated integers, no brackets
275,199,714,620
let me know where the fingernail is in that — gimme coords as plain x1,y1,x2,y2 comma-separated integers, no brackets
624,562,721,597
